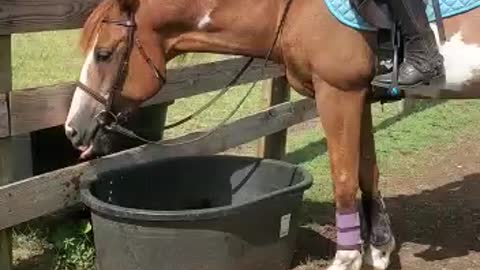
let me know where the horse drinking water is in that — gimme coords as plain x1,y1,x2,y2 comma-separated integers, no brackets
64,0,480,269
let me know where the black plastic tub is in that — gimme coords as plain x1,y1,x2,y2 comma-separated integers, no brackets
80,155,313,270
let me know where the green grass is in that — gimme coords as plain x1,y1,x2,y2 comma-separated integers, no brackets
13,220,94,270
286,100,480,206
11,30,480,269
11,30,219,90
11,30,278,138
12,30,84,90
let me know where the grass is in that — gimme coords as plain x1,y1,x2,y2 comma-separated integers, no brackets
13,221,94,270
286,99,480,206
11,30,278,138
10,30,480,269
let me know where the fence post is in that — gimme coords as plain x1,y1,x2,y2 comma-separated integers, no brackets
401,98,417,113
0,35,33,270
0,34,13,270
257,76,290,160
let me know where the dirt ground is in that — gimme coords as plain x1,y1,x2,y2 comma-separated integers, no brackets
291,135,480,269
11,120,480,270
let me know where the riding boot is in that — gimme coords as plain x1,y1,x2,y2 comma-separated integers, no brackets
371,0,445,89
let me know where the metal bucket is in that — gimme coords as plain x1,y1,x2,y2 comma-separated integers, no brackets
81,155,313,270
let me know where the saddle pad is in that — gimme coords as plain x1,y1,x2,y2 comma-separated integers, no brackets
324,0,480,31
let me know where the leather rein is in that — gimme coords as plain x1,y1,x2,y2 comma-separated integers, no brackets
76,0,293,146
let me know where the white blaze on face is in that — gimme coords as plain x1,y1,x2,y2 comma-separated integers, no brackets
65,40,102,144
430,23,480,86
65,47,95,135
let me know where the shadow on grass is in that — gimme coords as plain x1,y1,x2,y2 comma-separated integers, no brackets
285,100,446,165
292,172,480,269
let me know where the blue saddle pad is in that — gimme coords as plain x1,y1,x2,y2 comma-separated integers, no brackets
325,0,480,31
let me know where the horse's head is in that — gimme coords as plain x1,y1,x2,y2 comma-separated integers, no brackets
65,0,169,159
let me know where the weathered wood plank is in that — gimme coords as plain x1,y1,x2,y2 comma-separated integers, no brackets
0,94,8,138
403,79,480,99
0,0,101,35
257,76,290,160
144,58,284,106
0,230,12,270
9,82,74,136
0,36,33,270
0,37,11,94
0,34,13,270
0,98,317,231
9,57,284,135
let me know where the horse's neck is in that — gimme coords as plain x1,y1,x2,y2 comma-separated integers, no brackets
164,0,285,61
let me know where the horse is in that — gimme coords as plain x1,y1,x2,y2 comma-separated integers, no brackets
63,0,480,269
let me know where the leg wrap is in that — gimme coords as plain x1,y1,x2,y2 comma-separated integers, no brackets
362,192,393,247
336,209,363,250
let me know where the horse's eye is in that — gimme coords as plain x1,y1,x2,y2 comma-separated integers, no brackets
95,48,113,62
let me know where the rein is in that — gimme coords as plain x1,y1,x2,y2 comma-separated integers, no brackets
77,0,293,146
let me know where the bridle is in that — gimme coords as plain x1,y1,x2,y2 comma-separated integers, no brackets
75,0,294,146
76,12,166,129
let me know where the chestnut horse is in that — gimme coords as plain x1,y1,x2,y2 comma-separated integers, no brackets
64,0,480,269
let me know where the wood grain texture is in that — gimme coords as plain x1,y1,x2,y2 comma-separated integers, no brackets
9,57,285,135
0,35,13,270
0,98,317,231
403,81,480,99
257,76,290,160
144,58,284,106
0,136,33,182
0,36,11,94
0,94,8,138
10,82,75,136
0,0,101,35
0,230,11,270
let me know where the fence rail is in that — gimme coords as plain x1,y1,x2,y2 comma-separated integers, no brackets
0,2,313,269
5,57,284,136
0,0,101,35
6,0,471,267
0,97,317,231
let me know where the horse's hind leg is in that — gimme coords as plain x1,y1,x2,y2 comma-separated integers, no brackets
358,102,395,269
314,81,366,270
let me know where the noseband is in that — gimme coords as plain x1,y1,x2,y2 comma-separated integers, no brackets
76,12,166,128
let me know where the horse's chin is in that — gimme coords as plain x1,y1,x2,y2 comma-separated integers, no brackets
79,128,143,160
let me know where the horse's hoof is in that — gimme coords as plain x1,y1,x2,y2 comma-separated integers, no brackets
327,250,363,270
363,236,396,270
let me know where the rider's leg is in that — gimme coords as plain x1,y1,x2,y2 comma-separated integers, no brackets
371,0,445,88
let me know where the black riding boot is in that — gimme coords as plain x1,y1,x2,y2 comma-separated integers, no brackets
371,0,445,89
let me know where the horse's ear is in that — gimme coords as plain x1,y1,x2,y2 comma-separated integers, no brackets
117,0,139,12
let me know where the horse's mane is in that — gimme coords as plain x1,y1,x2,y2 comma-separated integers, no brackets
80,0,117,54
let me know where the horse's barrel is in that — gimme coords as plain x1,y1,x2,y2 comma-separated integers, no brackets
80,155,313,270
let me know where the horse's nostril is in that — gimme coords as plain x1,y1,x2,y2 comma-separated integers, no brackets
65,125,78,139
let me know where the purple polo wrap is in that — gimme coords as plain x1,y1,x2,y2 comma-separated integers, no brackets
336,211,362,250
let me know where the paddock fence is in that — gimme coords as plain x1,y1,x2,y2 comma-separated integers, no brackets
1,1,459,268
0,1,318,269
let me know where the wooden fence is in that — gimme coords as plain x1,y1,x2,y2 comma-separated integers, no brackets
0,1,318,269
6,1,477,268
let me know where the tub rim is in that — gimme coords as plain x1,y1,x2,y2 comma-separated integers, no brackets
80,155,313,222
